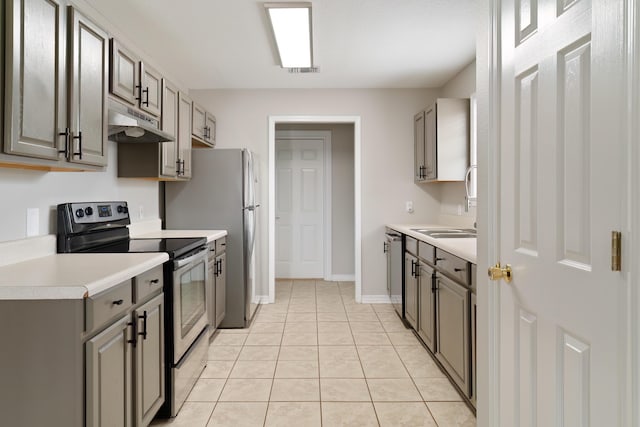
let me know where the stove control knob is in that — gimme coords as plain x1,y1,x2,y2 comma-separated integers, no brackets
75,209,84,218
117,205,125,213
85,207,93,216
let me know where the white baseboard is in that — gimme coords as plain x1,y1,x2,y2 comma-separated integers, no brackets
329,274,356,282
255,295,271,304
361,295,392,304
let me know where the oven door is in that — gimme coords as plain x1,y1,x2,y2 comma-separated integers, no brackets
172,247,209,363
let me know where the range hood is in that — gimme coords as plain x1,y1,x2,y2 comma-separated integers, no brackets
107,98,173,143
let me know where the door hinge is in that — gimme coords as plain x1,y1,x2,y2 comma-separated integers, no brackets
611,231,622,272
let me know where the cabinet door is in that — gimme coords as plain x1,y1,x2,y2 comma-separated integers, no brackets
424,103,437,180
404,253,418,329
161,79,179,178
135,293,165,426
204,113,216,146
140,62,162,117
470,292,477,405
417,265,435,351
86,314,133,427
110,39,139,106
177,92,193,179
4,0,67,160
207,259,216,332
435,275,469,394
215,252,226,328
414,111,426,182
192,102,207,140
67,7,108,166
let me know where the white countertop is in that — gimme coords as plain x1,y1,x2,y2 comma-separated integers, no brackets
133,229,227,243
386,224,477,263
0,253,168,300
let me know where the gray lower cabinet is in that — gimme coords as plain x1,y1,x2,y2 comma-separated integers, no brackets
435,274,470,395
134,293,165,426
215,248,227,328
3,1,108,169
207,241,217,333
404,252,418,329
470,291,477,407
86,315,133,427
417,263,436,351
0,267,165,427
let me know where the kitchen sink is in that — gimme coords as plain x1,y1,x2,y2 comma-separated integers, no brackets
411,228,477,239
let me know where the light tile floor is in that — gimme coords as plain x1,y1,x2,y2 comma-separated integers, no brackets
151,280,476,427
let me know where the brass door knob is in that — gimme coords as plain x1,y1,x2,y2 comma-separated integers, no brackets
488,263,512,283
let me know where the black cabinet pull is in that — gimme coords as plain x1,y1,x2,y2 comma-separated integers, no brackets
436,257,445,262
112,299,124,306
72,131,82,159
411,259,416,277
215,259,222,276
454,268,465,272
138,311,148,340
142,87,150,107
127,321,137,346
383,242,388,253
150,279,160,284
58,128,70,156
135,84,142,101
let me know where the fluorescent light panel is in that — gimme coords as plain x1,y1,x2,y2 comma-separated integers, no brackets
265,3,312,68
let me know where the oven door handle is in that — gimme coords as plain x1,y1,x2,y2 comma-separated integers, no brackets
174,247,208,269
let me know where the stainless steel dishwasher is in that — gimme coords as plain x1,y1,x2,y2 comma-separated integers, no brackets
384,228,403,316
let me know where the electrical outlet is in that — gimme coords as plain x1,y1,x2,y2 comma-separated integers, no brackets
26,208,39,237
406,201,414,214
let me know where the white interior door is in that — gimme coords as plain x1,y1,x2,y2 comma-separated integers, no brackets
275,138,325,278
494,0,627,425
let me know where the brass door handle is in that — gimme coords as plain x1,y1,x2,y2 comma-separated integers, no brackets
488,263,512,283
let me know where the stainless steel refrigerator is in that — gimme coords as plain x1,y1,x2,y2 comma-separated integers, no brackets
164,148,259,328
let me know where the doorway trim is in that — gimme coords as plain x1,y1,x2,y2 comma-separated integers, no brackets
268,116,362,304
275,130,333,281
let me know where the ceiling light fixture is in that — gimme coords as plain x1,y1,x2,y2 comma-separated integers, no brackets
265,2,314,70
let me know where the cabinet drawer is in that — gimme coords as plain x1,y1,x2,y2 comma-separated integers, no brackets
418,241,435,264
134,265,164,302
436,249,470,286
405,236,418,256
215,237,227,254
86,280,133,333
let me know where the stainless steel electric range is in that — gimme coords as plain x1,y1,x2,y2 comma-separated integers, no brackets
57,201,209,418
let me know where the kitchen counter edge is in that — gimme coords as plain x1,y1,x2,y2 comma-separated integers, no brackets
386,224,477,264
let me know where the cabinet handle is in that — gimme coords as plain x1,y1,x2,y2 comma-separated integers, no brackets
127,321,137,346
454,268,465,272
176,159,182,176
150,279,160,284
142,87,150,107
411,260,416,277
135,84,142,101
72,131,82,159
181,159,186,175
112,299,124,306
58,128,70,157
216,259,222,276
436,257,445,262
383,242,388,253
138,311,148,340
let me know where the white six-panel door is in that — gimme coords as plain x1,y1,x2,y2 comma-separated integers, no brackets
495,0,626,425
275,138,325,278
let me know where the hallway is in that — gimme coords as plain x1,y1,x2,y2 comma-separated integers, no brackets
152,280,476,426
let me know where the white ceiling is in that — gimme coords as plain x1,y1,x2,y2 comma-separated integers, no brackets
82,0,477,89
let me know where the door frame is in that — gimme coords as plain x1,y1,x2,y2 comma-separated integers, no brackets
274,129,333,281
479,0,640,425
267,116,362,304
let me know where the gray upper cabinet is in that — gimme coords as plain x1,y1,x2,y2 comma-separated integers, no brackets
109,39,162,118
4,0,68,161
3,0,108,169
178,92,193,179
109,40,139,106
191,102,216,148
140,63,162,117
414,98,470,182
67,7,108,167
161,79,179,177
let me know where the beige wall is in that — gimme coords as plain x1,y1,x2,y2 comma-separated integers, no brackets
439,60,477,224
190,89,441,297
0,142,159,242
276,123,355,276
